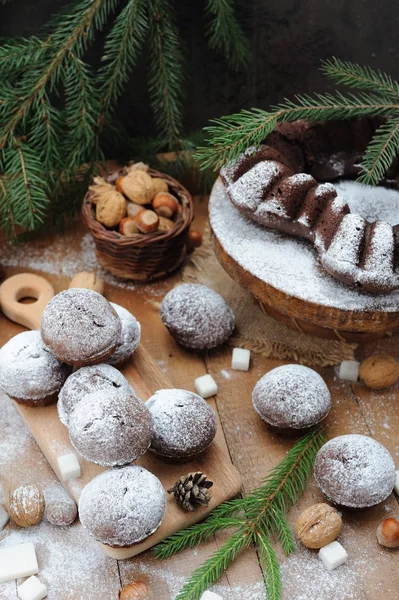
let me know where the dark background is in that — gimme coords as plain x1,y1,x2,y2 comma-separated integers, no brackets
2,0,399,137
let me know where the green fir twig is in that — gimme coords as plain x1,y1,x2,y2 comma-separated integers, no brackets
154,427,326,600
205,0,249,69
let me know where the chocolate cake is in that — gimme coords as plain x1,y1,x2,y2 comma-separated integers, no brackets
220,119,399,293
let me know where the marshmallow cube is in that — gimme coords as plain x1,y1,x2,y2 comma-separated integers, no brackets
18,576,47,600
319,541,348,571
200,592,223,600
0,504,9,529
194,374,218,398
57,453,81,481
0,543,39,583
394,470,399,495
338,361,360,382
231,348,251,371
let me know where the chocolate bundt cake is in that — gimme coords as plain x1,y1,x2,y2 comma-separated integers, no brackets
220,119,399,294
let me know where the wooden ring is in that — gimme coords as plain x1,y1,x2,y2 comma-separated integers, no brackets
0,273,55,330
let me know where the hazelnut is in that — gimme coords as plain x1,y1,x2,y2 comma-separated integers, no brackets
136,210,159,233
158,216,175,233
151,177,169,196
119,216,140,236
127,202,145,218
295,503,342,549
359,354,399,390
119,581,152,600
46,496,77,527
96,188,127,228
152,192,179,218
188,230,203,248
376,517,399,548
69,271,104,295
9,485,45,528
116,170,154,205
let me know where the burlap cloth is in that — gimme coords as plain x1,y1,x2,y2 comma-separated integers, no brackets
182,226,357,367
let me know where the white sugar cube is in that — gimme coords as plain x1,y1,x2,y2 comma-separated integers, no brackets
338,360,360,382
194,374,218,398
0,542,39,583
0,504,9,529
18,576,47,600
200,592,223,600
394,470,399,495
231,348,251,371
319,541,348,571
57,453,81,481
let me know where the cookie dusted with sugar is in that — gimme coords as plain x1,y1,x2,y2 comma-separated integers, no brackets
79,466,166,547
107,302,141,366
160,283,235,350
68,387,153,467
146,389,217,459
252,364,331,431
0,330,70,406
41,289,121,366
314,434,396,508
58,363,132,426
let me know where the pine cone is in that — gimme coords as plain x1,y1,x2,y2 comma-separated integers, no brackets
168,472,213,512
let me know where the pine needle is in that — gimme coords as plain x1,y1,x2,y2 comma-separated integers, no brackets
321,57,399,98
154,428,326,600
205,0,249,69
358,117,399,184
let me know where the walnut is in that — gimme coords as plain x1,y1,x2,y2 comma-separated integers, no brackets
359,354,399,390
295,503,342,549
9,485,45,528
151,177,169,196
116,170,154,205
95,186,127,228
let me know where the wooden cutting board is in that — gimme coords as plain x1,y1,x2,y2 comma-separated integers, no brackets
0,273,241,560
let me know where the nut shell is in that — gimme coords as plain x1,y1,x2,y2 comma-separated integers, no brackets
295,502,342,549
119,581,152,600
9,485,45,528
69,271,104,295
117,171,154,205
188,230,203,248
96,188,127,228
127,202,145,218
119,216,140,236
151,177,168,196
152,192,179,218
376,517,399,548
359,354,399,390
157,216,174,233
136,210,159,233
46,496,78,526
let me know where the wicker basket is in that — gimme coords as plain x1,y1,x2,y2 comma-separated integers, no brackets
82,167,194,281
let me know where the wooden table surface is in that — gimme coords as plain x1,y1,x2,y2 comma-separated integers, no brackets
0,200,398,600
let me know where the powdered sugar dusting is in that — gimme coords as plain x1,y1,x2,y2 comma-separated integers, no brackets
58,363,132,426
160,283,235,350
314,434,396,507
146,389,217,458
0,331,69,402
334,180,399,224
68,387,153,466
209,178,399,311
41,289,121,365
252,365,331,429
229,161,288,211
79,466,166,546
107,303,141,366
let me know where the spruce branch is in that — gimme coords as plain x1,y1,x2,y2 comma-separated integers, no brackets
357,117,399,185
321,57,399,98
147,0,185,148
154,428,325,600
205,0,249,69
98,0,148,118
257,526,282,600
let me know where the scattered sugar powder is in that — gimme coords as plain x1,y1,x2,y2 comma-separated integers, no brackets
220,369,231,380
209,178,399,311
334,180,399,224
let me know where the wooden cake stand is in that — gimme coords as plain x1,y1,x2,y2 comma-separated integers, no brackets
209,178,399,343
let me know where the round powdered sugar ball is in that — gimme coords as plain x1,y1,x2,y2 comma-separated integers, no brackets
252,364,331,430
68,387,153,467
79,466,166,546
41,288,122,367
160,283,235,350
44,485,77,526
58,363,132,426
107,303,141,366
314,434,396,508
0,330,70,407
146,389,217,458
